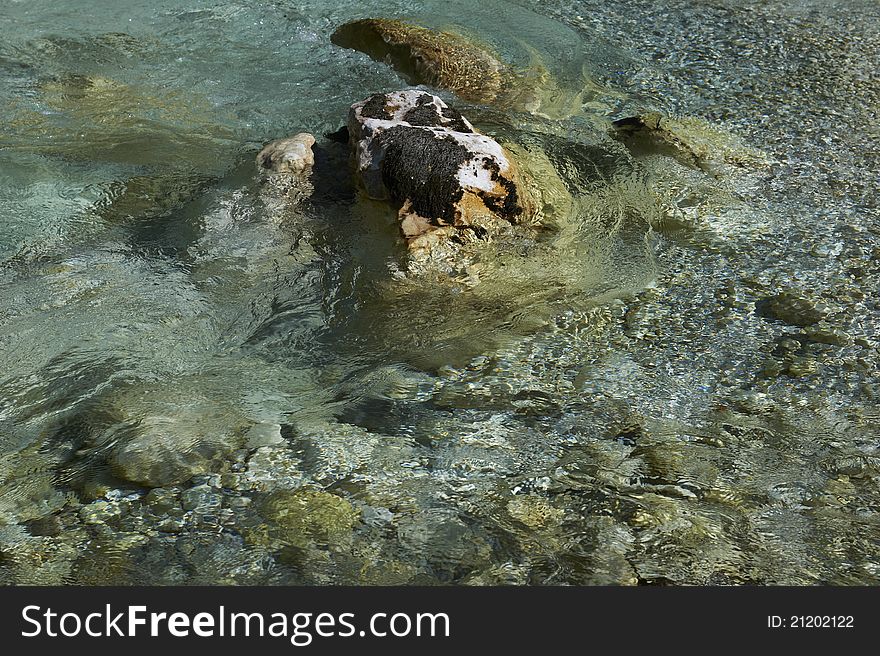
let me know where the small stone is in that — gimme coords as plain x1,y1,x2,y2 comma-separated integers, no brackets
776,337,802,352
786,357,820,377
726,389,774,414
759,357,785,378
256,133,315,175
180,484,222,512
507,495,564,529
225,495,252,509
78,500,121,525
755,292,826,327
144,488,180,515
24,515,63,537
220,472,241,489
802,324,852,346
80,479,111,501
362,506,394,526
157,517,185,534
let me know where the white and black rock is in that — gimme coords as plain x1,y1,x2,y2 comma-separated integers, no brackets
348,90,531,246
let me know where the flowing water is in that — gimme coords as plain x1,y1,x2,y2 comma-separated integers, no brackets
0,0,878,585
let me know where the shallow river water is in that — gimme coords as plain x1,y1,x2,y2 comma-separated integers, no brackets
0,0,878,585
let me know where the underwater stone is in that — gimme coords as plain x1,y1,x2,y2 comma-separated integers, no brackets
506,494,564,529
258,488,360,549
612,112,770,170
108,403,245,488
245,422,284,449
78,500,122,525
396,508,493,574
755,291,827,327
332,19,507,104
801,324,852,346
143,488,180,515
349,90,530,246
180,484,222,512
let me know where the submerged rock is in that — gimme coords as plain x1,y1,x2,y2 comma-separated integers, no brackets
349,90,533,249
396,508,493,579
107,394,247,488
332,18,604,118
755,291,827,327
30,74,236,165
332,19,508,104
257,487,360,549
612,112,771,171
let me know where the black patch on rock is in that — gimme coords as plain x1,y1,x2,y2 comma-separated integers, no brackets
467,225,488,239
402,99,473,134
378,126,471,225
360,93,393,120
312,140,356,203
403,103,445,128
611,115,647,132
611,113,662,133
480,157,522,221
441,107,472,133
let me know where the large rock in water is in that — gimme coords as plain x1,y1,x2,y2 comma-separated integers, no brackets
348,90,534,253
332,19,508,104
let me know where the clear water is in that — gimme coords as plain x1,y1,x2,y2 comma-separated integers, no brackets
0,0,878,585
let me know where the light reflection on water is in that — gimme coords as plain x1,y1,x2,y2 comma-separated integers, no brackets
0,0,878,585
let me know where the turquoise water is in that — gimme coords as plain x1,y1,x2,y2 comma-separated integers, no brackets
0,0,878,584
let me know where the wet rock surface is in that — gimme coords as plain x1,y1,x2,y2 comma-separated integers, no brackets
349,90,530,245
612,112,772,173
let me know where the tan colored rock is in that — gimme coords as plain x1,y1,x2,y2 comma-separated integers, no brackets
256,132,316,175
332,19,507,104
332,19,614,119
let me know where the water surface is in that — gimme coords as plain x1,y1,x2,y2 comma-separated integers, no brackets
0,0,878,585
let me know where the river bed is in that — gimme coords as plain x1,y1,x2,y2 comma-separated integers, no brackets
0,0,877,585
